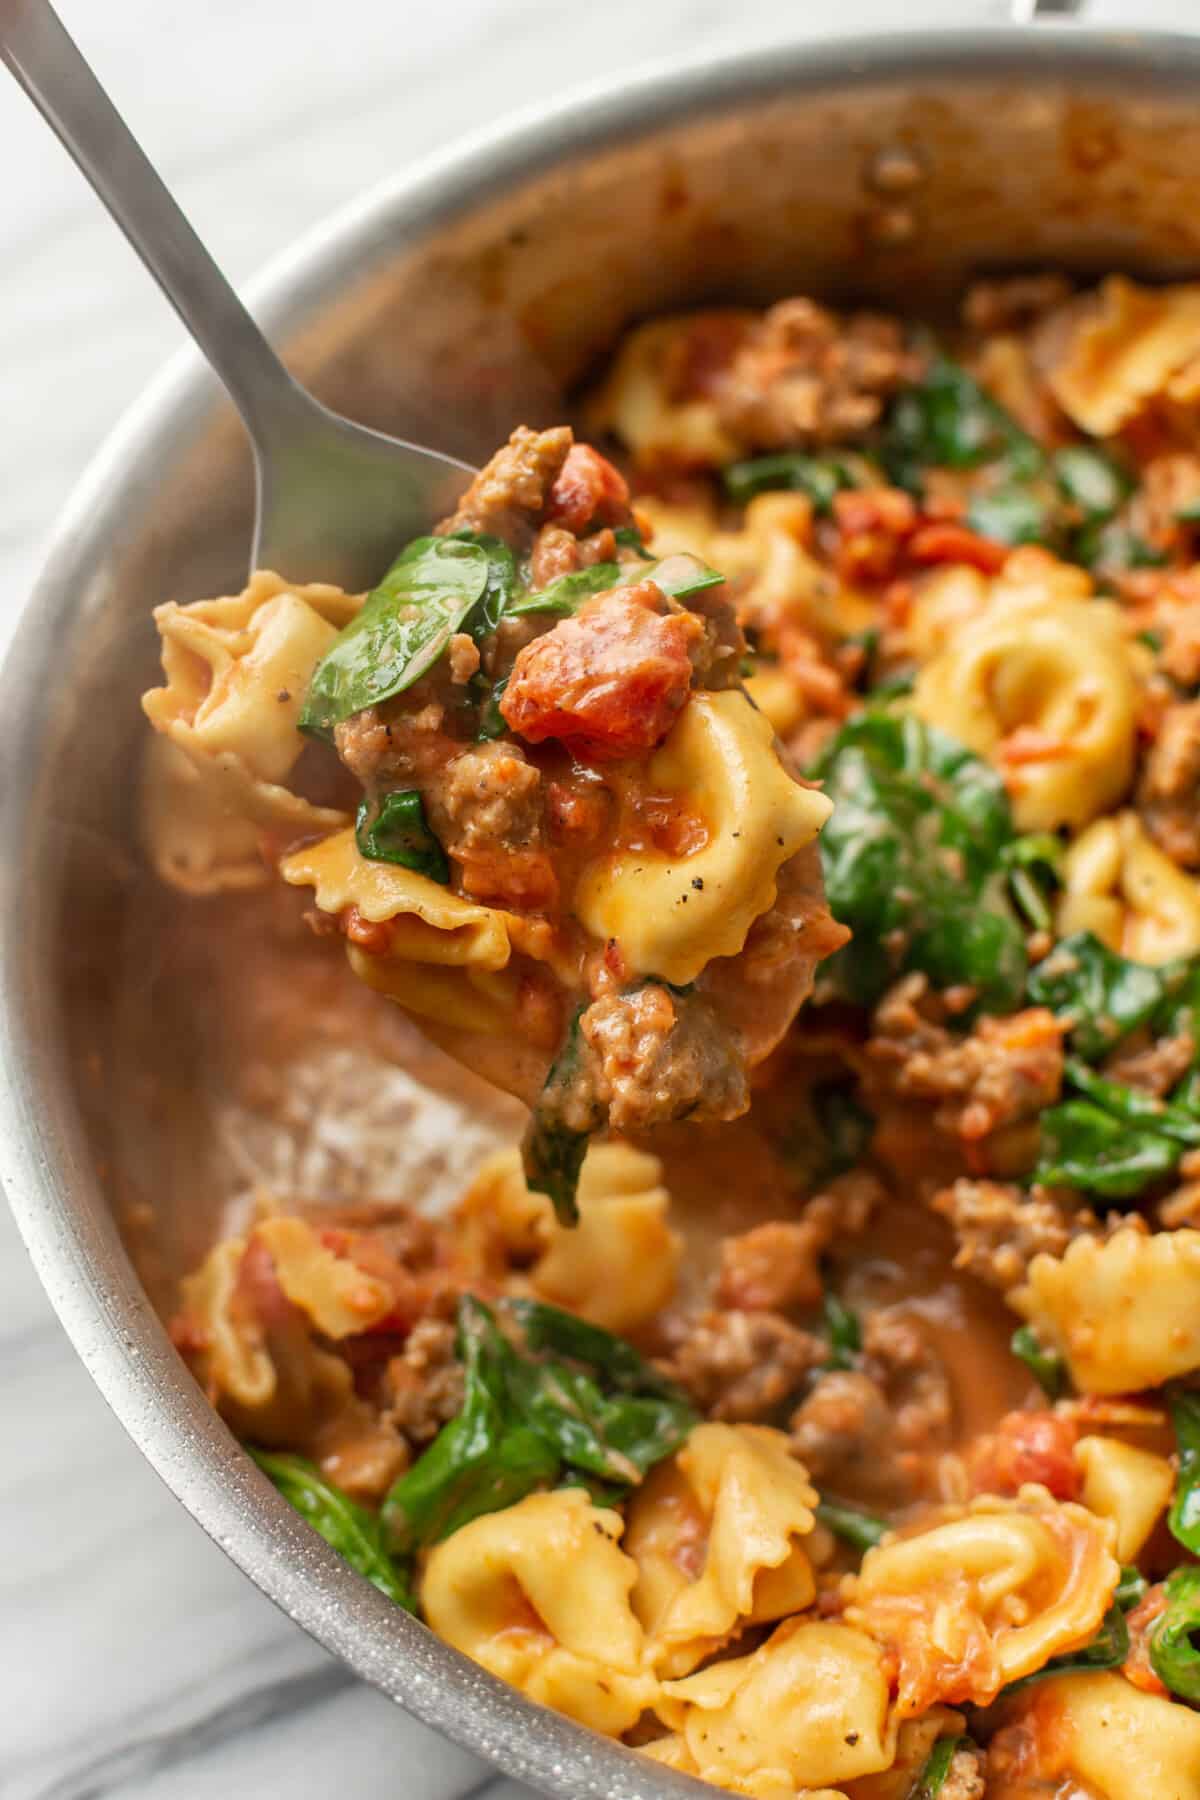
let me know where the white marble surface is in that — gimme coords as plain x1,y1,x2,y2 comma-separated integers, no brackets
1,0,1196,1795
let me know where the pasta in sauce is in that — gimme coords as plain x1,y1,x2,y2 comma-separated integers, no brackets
152,274,1200,1797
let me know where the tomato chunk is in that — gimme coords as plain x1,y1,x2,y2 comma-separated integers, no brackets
500,581,701,761
545,445,631,536
969,1408,1080,1501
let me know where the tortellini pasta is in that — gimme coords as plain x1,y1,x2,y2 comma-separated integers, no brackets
576,691,832,986
1058,811,1200,963
992,1672,1200,1800
648,1618,897,1798
710,492,874,644
1014,1227,1200,1394
1074,1435,1174,1561
625,1424,820,1677
252,1216,393,1338
457,1142,681,1334
140,734,270,895
587,312,750,468
1041,275,1200,436
419,1489,657,1736
912,579,1137,832
845,1491,1119,1712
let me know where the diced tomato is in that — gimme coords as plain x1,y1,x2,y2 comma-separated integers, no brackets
908,522,1011,574
970,1408,1081,1501
500,581,701,761
545,445,631,535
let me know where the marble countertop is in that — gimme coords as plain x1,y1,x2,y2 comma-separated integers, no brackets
1,1,1194,1795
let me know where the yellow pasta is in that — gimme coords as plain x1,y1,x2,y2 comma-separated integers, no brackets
1058,811,1200,963
912,581,1137,832
652,1618,897,1796
1014,1227,1200,1394
846,1491,1119,1711
587,313,749,468
140,734,269,895
1042,275,1200,436
177,1237,274,1410
626,1424,819,1677
253,1217,393,1338
904,563,991,664
995,1672,1200,1800
710,492,877,643
419,1489,657,1736
576,691,832,986
1074,1435,1175,1561
458,1143,681,1334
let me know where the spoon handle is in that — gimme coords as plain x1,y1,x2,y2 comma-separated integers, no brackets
0,0,297,440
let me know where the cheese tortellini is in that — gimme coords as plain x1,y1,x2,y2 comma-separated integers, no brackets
625,1424,821,1676
587,312,750,468
1041,274,1200,436
1074,1435,1175,1561
992,1673,1200,1800
576,691,832,986
845,1491,1119,1712
1058,810,1200,963
1015,1226,1200,1394
912,577,1137,832
646,1619,897,1799
456,1142,681,1333
419,1489,657,1735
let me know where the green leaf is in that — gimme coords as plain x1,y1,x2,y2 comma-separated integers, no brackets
1064,1057,1200,1147
381,1297,558,1554
449,530,517,641
966,485,1051,547
1025,931,1167,1062
811,712,1026,1008
1000,1604,1129,1696
883,353,1044,491
822,1291,862,1371
1074,518,1168,576
1010,1324,1066,1400
1034,1098,1181,1198
474,671,510,742
1053,445,1132,521
300,536,490,739
1116,1565,1149,1612
1150,1566,1200,1703
355,790,449,883
522,1009,599,1227
1169,1390,1200,1554
249,1448,414,1608
911,1736,963,1800
723,451,860,511
613,524,654,561
507,553,724,618
1001,833,1062,933
380,1296,694,1554
815,1497,888,1551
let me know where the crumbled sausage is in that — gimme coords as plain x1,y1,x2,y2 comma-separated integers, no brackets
660,1308,825,1421
384,1318,465,1447
1104,1029,1196,1097
436,425,573,544
716,1172,883,1313
1139,698,1200,867
716,298,919,447
446,632,481,685
500,581,702,761
334,694,453,789
939,1745,987,1800
432,741,557,911
930,1178,1091,1292
579,982,749,1134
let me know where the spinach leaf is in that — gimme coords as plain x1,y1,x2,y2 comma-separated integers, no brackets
355,790,449,883
1150,1566,1200,1703
381,1296,694,1554
613,524,654,560
449,530,517,641
1025,932,1167,1062
1064,1057,1200,1146
1000,1604,1129,1696
813,1081,875,1181
911,1736,963,1800
822,1291,862,1371
883,354,1043,492
723,451,860,511
815,1497,888,1551
1053,445,1132,522
507,553,724,618
300,536,490,739
1074,519,1168,577
811,712,1026,1008
1001,833,1062,933
249,1448,413,1608
474,671,509,742
1010,1324,1066,1400
1169,1390,1200,1554
1116,1565,1149,1612
522,1009,599,1227
966,485,1051,547
1034,1098,1181,1198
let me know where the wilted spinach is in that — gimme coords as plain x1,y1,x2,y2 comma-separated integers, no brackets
1169,1390,1200,1555
1034,1097,1183,1199
449,529,517,641
1025,931,1169,1062
521,1008,599,1228
300,536,491,739
810,712,1027,1008
1000,834,1062,934
966,485,1053,548
381,1296,695,1555
998,1604,1129,1697
883,353,1043,493
1010,1324,1066,1400
723,450,863,511
1150,1566,1200,1703
355,790,449,883
249,1448,413,1608
911,1736,964,1800
814,1497,888,1551
1053,445,1132,522
507,552,724,618
821,1291,862,1371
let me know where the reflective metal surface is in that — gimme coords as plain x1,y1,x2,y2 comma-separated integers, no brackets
4,26,1200,1800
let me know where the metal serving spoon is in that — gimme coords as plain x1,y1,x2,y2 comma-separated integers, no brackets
1,0,472,591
